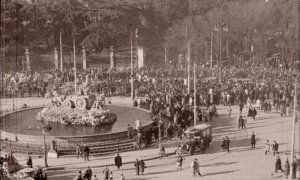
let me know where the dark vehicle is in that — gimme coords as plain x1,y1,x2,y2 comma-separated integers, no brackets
182,124,212,155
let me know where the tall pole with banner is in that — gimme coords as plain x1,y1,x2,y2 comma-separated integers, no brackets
187,41,191,93
54,48,58,70
82,47,86,70
60,31,63,72
130,33,134,100
73,38,77,94
194,61,197,127
210,31,213,71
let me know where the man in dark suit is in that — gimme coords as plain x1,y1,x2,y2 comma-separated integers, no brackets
250,132,256,148
225,136,230,152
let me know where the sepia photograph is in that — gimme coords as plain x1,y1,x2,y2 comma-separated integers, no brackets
0,0,300,179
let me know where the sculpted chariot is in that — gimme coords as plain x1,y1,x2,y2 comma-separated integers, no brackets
36,77,116,126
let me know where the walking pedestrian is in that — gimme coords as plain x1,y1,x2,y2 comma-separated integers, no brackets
191,158,201,177
120,174,125,180
109,171,113,180
221,137,226,151
225,136,230,152
250,132,256,148
272,140,279,156
227,105,232,117
275,156,284,173
114,153,122,170
134,159,140,175
83,144,90,161
139,159,146,175
77,171,83,180
76,144,81,159
253,108,257,120
284,159,290,179
265,140,271,155
84,166,92,180
103,165,110,180
127,124,133,139
176,155,184,170
159,143,165,158
237,114,243,129
26,156,33,168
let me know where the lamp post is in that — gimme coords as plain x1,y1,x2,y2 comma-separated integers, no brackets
210,31,213,71
42,127,48,168
214,21,228,82
130,24,134,100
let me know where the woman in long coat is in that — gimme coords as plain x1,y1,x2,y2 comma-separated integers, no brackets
284,160,290,179
275,156,283,172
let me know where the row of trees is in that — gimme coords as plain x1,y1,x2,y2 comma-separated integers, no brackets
1,0,189,62
1,0,299,65
165,0,299,66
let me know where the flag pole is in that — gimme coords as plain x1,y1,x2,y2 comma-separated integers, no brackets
194,61,197,127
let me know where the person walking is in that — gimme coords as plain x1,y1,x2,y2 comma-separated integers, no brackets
83,144,90,161
134,159,140,175
76,171,83,180
127,124,134,139
114,153,122,170
265,140,271,155
84,166,92,180
227,105,232,117
237,114,243,129
159,143,165,158
250,132,256,148
103,165,110,180
221,137,226,151
139,159,146,175
109,171,113,180
26,156,33,168
225,136,230,152
93,175,99,180
283,159,290,179
252,108,257,120
275,156,284,173
119,174,125,180
76,144,81,159
272,140,279,156
176,155,184,170
191,158,201,177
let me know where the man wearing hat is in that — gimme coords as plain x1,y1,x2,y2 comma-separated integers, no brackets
191,158,201,177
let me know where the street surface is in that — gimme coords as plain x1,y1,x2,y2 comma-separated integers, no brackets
1,97,299,180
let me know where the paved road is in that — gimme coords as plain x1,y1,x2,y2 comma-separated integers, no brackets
1,97,299,180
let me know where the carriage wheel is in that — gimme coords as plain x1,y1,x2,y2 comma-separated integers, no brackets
75,97,87,110
63,100,72,109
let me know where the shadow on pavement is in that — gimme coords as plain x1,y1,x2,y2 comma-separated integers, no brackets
203,169,239,177
201,161,237,167
144,169,181,176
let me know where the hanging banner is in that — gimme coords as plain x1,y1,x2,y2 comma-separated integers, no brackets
82,48,87,69
137,46,144,68
25,49,30,71
54,48,59,70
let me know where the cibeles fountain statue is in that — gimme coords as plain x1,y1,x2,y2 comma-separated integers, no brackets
36,77,117,126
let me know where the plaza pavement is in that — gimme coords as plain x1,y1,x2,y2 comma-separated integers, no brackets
1,96,299,180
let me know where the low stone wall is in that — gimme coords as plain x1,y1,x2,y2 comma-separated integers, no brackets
0,106,153,145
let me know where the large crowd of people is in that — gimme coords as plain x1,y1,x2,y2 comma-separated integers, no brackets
1,62,299,180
